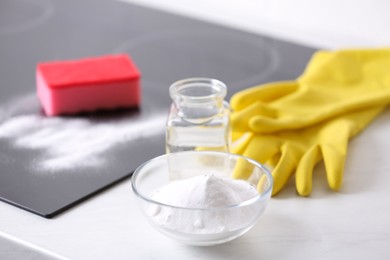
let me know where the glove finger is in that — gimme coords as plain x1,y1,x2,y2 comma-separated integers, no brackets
230,81,298,111
231,132,253,155
321,144,346,191
271,142,301,196
249,93,390,134
295,145,322,196
231,129,249,142
250,114,302,133
318,106,384,191
231,101,277,132
233,135,280,180
243,135,280,164
319,119,351,191
231,133,256,180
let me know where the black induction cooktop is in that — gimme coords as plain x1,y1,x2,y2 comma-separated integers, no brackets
0,0,316,218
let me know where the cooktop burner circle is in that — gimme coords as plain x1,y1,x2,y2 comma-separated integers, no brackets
0,0,54,34
114,29,279,89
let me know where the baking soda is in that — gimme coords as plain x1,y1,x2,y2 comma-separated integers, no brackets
0,95,166,171
0,114,165,171
148,174,260,234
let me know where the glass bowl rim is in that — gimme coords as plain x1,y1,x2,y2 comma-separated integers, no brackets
131,151,273,211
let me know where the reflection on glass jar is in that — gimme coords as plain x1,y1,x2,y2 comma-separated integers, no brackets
166,78,230,153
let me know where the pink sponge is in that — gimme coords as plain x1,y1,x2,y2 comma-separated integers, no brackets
36,54,141,116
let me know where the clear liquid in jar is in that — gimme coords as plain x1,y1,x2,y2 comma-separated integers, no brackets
166,124,229,153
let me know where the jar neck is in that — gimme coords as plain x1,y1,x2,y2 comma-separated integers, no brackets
169,78,227,124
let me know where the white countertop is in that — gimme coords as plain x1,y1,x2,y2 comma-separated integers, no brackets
1,0,390,259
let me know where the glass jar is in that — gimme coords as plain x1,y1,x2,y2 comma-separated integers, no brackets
165,78,230,153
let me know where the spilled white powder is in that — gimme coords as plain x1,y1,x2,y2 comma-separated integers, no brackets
148,174,260,234
0,95,166,172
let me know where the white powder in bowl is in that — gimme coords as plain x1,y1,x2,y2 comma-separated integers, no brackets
148,174,260,234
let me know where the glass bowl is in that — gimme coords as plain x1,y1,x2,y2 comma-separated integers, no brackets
131,151,273,246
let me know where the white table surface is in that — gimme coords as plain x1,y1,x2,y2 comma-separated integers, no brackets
1,0,390,259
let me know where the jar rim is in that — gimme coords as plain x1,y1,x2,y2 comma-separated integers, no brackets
169,78,227,104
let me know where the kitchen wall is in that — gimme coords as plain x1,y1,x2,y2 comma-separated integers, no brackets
119,0,390,49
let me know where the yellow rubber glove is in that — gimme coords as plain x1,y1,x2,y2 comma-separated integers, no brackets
231,49,390,134
232,106,386,196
